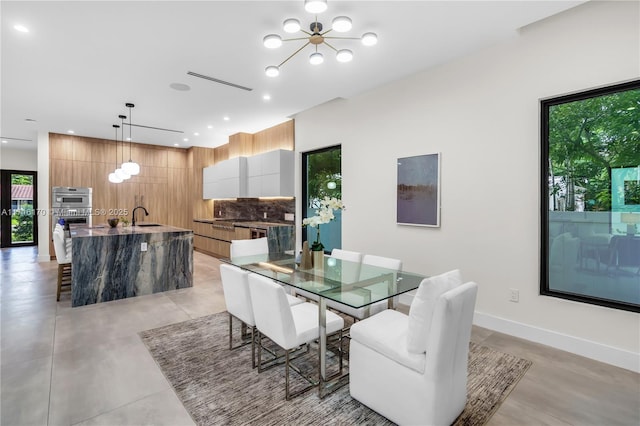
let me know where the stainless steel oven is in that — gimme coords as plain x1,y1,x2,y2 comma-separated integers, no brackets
250,228,267,239
51,187,92,229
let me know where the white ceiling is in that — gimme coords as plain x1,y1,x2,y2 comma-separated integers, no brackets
1,0,584,152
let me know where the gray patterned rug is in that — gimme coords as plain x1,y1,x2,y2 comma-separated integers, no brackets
139,312,531,425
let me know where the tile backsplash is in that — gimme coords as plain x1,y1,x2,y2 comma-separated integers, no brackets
214,198,295,222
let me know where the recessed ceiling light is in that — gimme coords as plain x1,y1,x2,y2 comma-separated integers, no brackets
223,116,230,121
263,94,271,101
183,138,189,142
207,125,213,129
193,132,199,136
1,140,8,144
14,24,29,33
67,130,74,134
126,137,131,141
174,143,180,147
169,82,191,91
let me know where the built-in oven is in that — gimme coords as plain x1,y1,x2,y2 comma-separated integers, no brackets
250,228,267,239
51,187,92,230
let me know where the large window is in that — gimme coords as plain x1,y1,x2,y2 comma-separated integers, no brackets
302,145,342,253
541,80,640,312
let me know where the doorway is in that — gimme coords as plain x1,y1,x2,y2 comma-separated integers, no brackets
0,170,38,248
302,145,342,253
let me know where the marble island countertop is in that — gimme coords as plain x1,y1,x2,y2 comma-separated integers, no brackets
71,224,192,238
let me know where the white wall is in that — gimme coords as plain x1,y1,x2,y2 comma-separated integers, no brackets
0,147,37,171
294,1,639,370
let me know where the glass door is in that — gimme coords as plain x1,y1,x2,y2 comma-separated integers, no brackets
302,145,342,253
0,170,38,247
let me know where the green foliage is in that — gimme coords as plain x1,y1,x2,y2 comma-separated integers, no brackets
307,148,342,202
12,204,34,242
11,175,33,185
548,88,640,211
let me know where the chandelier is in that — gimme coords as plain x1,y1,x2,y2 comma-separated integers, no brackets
263,0,377,77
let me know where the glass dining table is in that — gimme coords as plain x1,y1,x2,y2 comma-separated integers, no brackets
222,252,427,397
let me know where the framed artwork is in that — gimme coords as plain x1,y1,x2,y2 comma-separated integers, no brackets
397,153,441,227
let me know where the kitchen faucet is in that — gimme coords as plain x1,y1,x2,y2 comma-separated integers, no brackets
132,206,149,226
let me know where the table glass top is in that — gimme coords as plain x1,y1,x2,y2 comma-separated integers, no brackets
223,253,426,309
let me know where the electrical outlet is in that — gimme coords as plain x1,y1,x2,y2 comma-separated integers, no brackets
284,213,294,221
141,242,148,252
509,288,519,303
263,212,267,219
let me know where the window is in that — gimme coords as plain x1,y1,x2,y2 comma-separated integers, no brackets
0,170,38,247
302,145,342,253
541,80,640,312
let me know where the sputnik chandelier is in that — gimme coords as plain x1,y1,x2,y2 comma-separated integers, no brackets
263,0,378,77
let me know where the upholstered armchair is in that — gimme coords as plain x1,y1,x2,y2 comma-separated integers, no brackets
349,270,478,425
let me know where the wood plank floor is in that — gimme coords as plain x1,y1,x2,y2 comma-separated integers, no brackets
1,246,639,425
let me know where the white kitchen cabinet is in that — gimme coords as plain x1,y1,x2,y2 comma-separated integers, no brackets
246,149,294,197
202,157,247,199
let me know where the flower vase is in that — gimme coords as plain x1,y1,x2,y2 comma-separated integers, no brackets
311,226,324,271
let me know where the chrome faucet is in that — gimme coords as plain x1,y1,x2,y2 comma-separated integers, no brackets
132,206,149,226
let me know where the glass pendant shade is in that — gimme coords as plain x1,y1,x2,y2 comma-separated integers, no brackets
309,52,324,65
122,161,140,176
265,66,280,77
263,34,282,49
332,16,352,32
361,32,378,46
304,0,327,14
114,168,130,180
283,18,301,33
336,49,353,63
108,172,123,184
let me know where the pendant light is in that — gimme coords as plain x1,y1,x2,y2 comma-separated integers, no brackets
108,125,123,184
121,103,140,176
114,116,130,181
115,115,131,180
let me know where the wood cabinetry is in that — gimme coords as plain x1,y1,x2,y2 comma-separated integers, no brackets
49,133,189,230
192,221,252,257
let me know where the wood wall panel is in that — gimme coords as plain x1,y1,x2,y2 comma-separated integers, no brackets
73,139,92,162
50,159,73,187
168,168,191,229
252,120,294,153
140,183,168,225
92,140,116,164
213,145,229,164
91,162,118,223
72,161,93,188
49,134,73,160
168,149,188,169
132,145,168,167
228,133,253,159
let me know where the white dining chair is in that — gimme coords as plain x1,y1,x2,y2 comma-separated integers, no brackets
230,237,269,258
349,270,477,425
220,264,302,368
52,227,72,301
248,273,344,400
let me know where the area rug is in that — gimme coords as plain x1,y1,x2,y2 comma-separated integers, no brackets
139,312,532,425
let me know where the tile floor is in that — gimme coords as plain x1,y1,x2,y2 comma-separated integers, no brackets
1,246,638,425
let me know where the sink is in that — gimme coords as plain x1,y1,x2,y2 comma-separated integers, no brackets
137,223,162,227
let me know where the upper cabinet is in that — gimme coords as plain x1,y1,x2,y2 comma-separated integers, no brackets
202,149,294,199
246,149,294,198
203,157,247,199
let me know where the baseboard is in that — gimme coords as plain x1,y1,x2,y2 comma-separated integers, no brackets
473,311,640,373
37,254,52,263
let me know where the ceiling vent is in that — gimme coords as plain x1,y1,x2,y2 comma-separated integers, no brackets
187,71,253,92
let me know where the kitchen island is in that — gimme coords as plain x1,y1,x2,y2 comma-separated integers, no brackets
70,224,193,307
